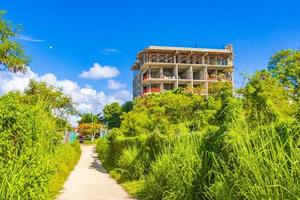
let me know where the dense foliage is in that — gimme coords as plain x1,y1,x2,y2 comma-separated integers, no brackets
79,113,101,124
0,12,80,199
268,49,300,99
102,102,123,129
77,113,103,141
102,101,133,129
97,49,300,200
78,123,102,141
0,83,81,199
0,10,28,72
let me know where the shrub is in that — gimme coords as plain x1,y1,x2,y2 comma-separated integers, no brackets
48,142,81,197
118,147,145,180
207,123,300,199
0,92,80,199
139,135,202,200
96,137,109,165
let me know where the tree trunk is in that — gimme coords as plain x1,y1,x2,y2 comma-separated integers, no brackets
91,133,96,142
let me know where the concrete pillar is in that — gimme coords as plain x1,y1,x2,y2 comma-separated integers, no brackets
140,72,143,95
160,67,163,79
175,65,178,79
190,65,193,91
205,65,208,96
175,64,179,88
172,66,176,79
231,69,234,92
188,65,193,79
149,67,151,78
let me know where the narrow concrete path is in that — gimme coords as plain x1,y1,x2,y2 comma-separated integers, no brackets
57,145,135,200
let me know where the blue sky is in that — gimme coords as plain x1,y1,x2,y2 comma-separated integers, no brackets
1,0,300,104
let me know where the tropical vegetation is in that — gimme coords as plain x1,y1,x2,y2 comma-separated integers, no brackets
0,10,28,72
0,12,80,199
0,81,81,199
78,113,102,142
96,49,300,200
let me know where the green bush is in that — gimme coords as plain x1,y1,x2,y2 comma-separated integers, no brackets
207,123,300,199
0,91,80,199
118,147,145,180
48,142,81,197
96,137,109,165
139,135,202,200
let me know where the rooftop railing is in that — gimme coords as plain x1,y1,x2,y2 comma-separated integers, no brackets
141,53,231,66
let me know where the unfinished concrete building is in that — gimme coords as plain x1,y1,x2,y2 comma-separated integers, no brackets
131,45,234,98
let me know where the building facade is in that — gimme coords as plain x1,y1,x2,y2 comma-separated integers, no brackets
131,45,234,98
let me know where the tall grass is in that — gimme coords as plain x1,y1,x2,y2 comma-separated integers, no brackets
207,123,300,199
95,92,300,199
137,121,300,200
0,142,81,200
0,93,81,199
138,135,202,200
48,142,81,197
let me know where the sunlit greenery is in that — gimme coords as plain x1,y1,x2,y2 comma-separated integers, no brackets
78,123,102,141
0,13,81,199
0,84,81,199
0,10,28,72
97,49,300,200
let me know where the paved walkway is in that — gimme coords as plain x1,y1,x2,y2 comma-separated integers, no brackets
57,145,134,200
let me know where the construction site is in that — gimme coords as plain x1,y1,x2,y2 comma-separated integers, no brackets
131,45,234,98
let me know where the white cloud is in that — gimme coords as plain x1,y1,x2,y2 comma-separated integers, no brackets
18,34,44,42
0,69,131,127
0,70,38,93
39,73,57,85
68,115,81,127
111,90,132,102
79,63,120,79
107,79,126,90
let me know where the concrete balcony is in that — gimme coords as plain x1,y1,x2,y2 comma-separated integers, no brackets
142,87,161,96
207,73,232,82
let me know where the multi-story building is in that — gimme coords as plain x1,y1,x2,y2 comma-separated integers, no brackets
131,45,234,98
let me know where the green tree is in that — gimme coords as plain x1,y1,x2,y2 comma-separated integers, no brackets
24,80,75,117
239,70,292,123
23,80,75,131
208,81,233,99
103,102,122,129
78,123,102,141
122,101,133,113
0,10,28,72
268,49,300,99
78,113,101,123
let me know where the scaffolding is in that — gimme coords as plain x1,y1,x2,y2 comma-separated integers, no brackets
132,45,234,98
